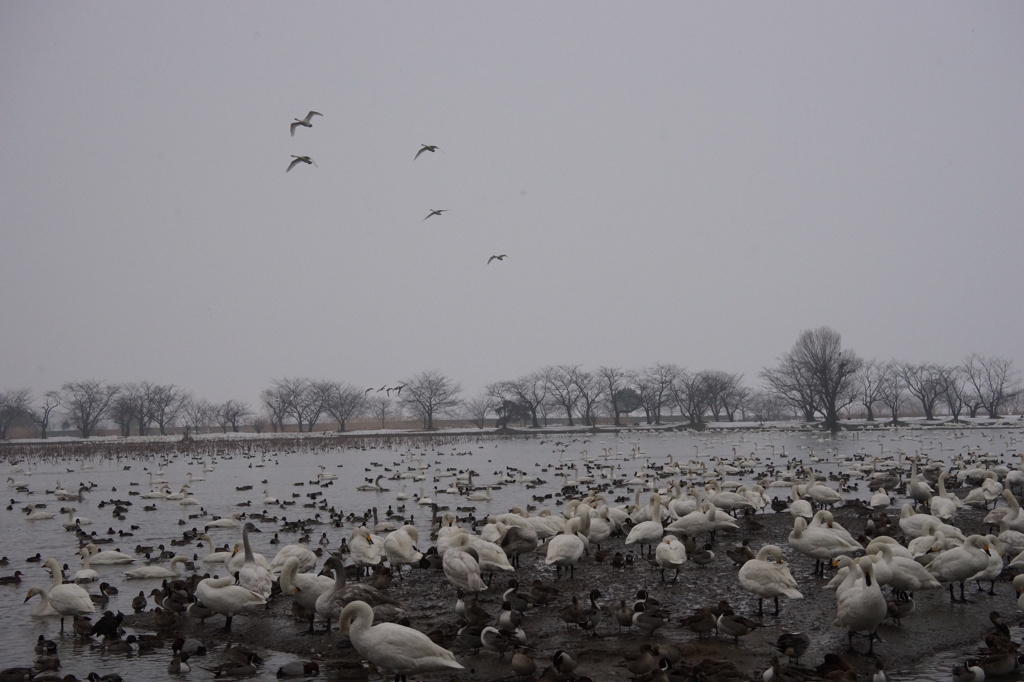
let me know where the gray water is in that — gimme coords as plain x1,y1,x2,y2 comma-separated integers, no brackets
1,424,1021,679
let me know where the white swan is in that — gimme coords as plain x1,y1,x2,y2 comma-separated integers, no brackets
833,556,887,654
544,530,587,579
788,517,862,576
85,544,134,565
738,544,802,615
236,522,274,599
788,484,813,520
31,558,95,630
340,600,463,681
194,575,265,632
625,494,664,555
270,543,317,575
73,547,98,583
204,513,242,530
869,488,890,510
317,465,337,481
383,525,423,576
315,555,399,632
443,544,488,592
654,534,687,581
24,508,55,521
466,485,492,502
357,475,386,492
927,534,992,602
349,526,383,576
279,555,334,633
263,488,278,505
123,555,189,580
198,534,232,563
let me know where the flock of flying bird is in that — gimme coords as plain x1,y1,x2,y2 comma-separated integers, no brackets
284,110,507,266
5,431,1024,681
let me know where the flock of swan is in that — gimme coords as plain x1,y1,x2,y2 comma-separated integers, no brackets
3,426,1024,681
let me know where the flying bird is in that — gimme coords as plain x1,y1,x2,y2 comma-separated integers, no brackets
286,155,317,172
423,209,448,221
290,111,322,136
414,144,442,160
487,254,508,264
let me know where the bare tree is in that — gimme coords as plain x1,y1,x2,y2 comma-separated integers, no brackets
61,380,120,438
636,363,681,424
899,363,944,421
488,370,550,429
546,365,586,427
322,382,368,432
963,354,1021,419
876,361,906,425
214,400,252,433
854,360,888,421
703,371,746,422
398,370,462,430
268,378,329,432
764,327,862,432
369,396,393,429
146,384,189,435
746,390,789,422
597,366,634,427
670,370,715,425
30,390,61,439
571,369,602,426
760,356,819,422
462,392,495,429
936,365,968,421
260,386,290,432
0,388,32,439
182,397,213,435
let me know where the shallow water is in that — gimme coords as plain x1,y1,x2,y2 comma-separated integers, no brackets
2,425,1022,679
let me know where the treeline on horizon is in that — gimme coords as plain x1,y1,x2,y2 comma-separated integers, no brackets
1,327,1020,439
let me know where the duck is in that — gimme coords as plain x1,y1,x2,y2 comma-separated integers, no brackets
737,544,802,616
339,600,463,682
193,575,266,632
774,632,810,664
123,555,189,580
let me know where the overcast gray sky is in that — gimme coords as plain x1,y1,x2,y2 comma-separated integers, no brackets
2,2,1022,407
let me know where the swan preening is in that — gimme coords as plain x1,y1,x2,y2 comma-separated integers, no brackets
340,600,462,681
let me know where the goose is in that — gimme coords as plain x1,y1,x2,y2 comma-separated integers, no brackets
315,555,399,633
123,555,189,580
194,575,265,632
654,534,687,581
833,556,887,654
290,110,322,136
84,544,134,565
340,600,462,681
383,525,422,577
236,522,273,599
279,556,334,633
27,558,95,630
927,534,991,602
737,544,803,615
286,155,317,172
73,547,99,583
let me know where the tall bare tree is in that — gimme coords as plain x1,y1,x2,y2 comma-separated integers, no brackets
30,390,61,439
61,380,119,438
182,397,213,435
399,370,462,430
670,370,715,425
854,360,887,421
571,369,602,426
598,366,634,427
764,327,861,432
899,363,944,421
546,365,586,427
636,363,681,424
214,400,252,433
936,365,968,421
462,393,495,429
488,370,550,429
268,377,329,432
146,384,188,435
322,382,367,432
963,354,1021,418
876,361,905,425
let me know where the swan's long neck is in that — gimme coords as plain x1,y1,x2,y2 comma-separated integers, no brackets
242,527,255,562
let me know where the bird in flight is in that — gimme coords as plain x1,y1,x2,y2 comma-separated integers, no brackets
487,254,508,264
423,209,448,221
290,111,322,137
414,144,442,160
286,155,317,172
